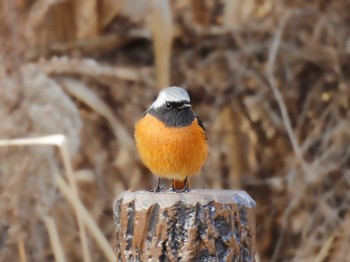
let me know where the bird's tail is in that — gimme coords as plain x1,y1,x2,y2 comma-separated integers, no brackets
172,177,189,190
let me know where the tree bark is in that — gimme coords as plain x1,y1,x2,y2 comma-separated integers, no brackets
114,189,256,262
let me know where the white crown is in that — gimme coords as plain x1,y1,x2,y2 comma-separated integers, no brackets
150,86,190,109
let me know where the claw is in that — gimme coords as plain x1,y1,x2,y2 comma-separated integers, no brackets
155,187,165,192
169,185,190,193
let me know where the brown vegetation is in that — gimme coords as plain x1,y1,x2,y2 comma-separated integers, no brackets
0,0,349,261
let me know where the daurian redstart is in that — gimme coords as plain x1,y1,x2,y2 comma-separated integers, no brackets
134,86,208,192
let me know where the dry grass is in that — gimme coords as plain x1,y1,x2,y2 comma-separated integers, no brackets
0,136,114,261
0,0,349,261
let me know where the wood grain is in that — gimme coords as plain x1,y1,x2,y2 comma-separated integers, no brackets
114,190,256,261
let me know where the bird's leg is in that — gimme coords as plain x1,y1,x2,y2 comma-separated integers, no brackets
154,177,162,192
170,179,176,192
184,176,190,192
149,177,164,192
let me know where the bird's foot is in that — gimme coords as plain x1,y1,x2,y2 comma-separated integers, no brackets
155,186,165,192
169,187,190,193
148,186,165,192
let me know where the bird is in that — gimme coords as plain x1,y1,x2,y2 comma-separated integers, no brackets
134,86,208,192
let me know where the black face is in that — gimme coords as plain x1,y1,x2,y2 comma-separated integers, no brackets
147,100,195,127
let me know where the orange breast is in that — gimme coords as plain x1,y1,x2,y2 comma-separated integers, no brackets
134,114,208,181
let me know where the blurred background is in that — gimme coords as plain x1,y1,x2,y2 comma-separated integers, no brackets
1,0,350,261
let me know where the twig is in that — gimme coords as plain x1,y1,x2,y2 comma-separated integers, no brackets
58,77,134,149
75,0,98,39
36,57,143,81
266,10,313,262
2,0,21,69
266,10,311,178
54,172,115,261
314,233,335,262
0,135,118,261
272,195,301,262
150,0,173,90
58,137,92,262
0,135,91,262
17,236,27,262
44,216,66,262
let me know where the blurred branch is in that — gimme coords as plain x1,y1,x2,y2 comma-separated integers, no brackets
267,10,312,262
30,27,149,59
17,236,27,262
150,0,173,90
58,77,134,150
36,57,144,81
314,233,335,262
0,135,91,262
74,0,98,39
54,172,115,262
266,10,312,178
0,0,21,72
44,216,66,262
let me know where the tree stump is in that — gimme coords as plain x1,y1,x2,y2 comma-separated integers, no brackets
114,190,256,262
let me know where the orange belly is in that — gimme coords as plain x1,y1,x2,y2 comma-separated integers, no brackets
134,114,208,181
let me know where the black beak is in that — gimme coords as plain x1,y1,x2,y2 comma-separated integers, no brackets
180,104,191,109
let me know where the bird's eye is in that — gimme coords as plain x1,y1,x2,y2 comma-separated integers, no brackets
165,102,172,109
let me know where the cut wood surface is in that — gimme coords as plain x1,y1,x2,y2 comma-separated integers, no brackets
114,190,256,261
